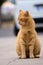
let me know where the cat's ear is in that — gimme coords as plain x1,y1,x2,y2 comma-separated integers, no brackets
19,10,22,12
25,11,29,16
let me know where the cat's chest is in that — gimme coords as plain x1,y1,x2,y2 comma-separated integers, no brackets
26,33,30,44
24,32,30,44
20,30,31,43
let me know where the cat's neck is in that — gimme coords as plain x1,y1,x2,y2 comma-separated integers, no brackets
21,25,33,30
20,26,34,33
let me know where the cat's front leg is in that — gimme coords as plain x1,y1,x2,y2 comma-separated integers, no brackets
29,45,34,58
28,36,35,58
21,44,26,59
20,39,26,59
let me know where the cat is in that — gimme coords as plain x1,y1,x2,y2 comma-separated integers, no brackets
16,10,41,59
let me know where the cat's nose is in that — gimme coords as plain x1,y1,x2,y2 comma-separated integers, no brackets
19,21,22,25
18,21,21,25
18,21,20,24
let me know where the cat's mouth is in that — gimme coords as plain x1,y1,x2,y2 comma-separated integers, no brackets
19,21,25,25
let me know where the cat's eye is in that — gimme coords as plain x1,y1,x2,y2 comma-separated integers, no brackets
20,18,23,21
20,19,22,20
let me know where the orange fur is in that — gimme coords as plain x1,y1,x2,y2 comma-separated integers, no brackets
16,10,41,59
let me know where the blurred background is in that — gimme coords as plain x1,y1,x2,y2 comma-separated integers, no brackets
0,0,43,36
0,0,43,65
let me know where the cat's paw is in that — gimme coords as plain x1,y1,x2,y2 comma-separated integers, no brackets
19,56,21,59
35,55,40,58
29,55,34,58
21,55,26,59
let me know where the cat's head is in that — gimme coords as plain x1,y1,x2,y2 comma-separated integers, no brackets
18,10,29,26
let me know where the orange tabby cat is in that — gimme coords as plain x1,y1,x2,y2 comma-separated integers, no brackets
16,10,41,59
